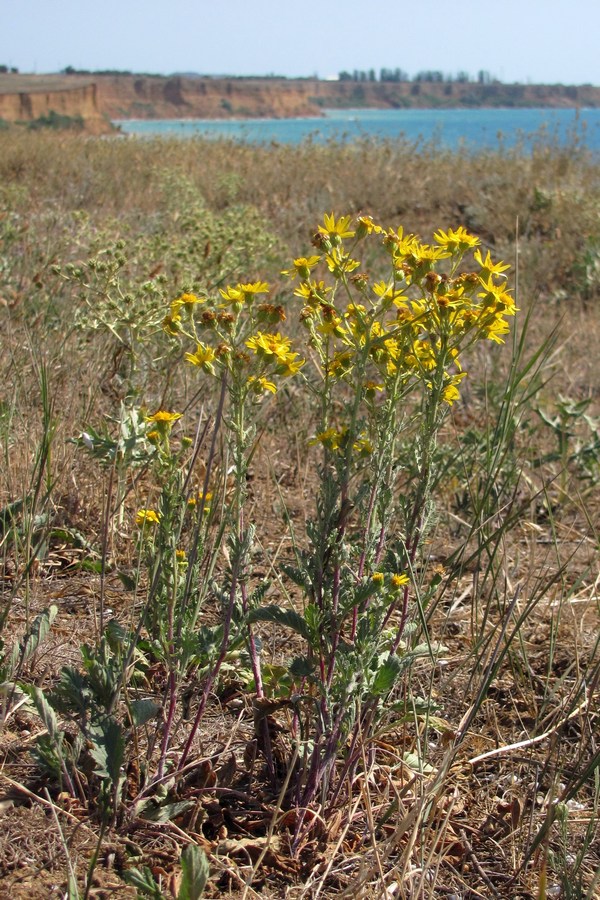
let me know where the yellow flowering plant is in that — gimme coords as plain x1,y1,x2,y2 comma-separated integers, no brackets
154,213,514,807
244,213,516,815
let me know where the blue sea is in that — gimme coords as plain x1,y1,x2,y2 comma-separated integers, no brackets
114,107,600,152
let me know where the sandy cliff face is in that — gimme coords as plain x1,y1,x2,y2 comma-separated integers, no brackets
95,75,324,119
94,76,600,120
0,76,112,133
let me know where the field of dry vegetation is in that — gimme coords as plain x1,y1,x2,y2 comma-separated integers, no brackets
0,130,599,899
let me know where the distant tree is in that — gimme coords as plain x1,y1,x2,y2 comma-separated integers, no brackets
368,68,376,82
338,70,353,81
379,67,408,83
415,70,444,83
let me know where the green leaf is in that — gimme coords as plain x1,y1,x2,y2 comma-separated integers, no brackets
247,605,310,641
88,718,124,782
140,799,192,823
130,698,162,727
76,558,103,573
247,580,271,608
303,604,321,638
121,866,165,898
371,656,402,696
280,563,310,592
178,844,209,900
117,569,138,591
403,751,435,774
289,656,316,678
24,684,61,739
20,605,58,662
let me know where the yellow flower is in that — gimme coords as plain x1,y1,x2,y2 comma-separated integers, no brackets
293,279,331,304
406,339,437,372
188,491,212,514
171,292,205,317
310,427,348,452
317,306,346,338
246,332,304,377
318,212,355,241
364,380,384,398
282,256,321,280
185,342,217,374
386,230,421,266
325,247,361,278
353,436,373,457
371,572,385,585
344,303,367,337
474,249,510,280
407,242,451,267
356,215,383,238
481,314,511,344
163,312,181,335
477,278,517,314
278,354,305,377
246,331,291,360
145,410,182,440
240,281,269,298
146,410,182,425
327,350,354,378
441,371,468,405
372,281,409,308
249,375,277,394
135,509,160,527
219,281,269,305
433,226,480,253
391,573,409,589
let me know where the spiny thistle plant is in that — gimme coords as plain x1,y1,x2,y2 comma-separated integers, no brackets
156,214,516,815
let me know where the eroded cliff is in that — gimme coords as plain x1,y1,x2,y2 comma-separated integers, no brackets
0,75,112,133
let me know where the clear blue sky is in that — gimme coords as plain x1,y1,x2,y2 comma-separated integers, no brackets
1,0,599,85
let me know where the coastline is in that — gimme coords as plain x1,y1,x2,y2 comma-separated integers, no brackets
1,73,599,134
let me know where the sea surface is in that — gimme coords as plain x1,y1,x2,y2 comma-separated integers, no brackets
114,107,600,152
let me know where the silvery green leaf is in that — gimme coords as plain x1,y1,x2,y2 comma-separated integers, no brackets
247,605,310,641
121,866,164,898
371,656,402,696
140,800,192,823
178,844,209,899
88,718,124,782
130,698,162,727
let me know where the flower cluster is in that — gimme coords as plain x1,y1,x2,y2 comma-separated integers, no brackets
165,282,304,398
290,214,514,410
163,216,514,459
